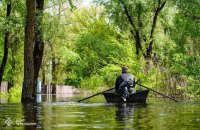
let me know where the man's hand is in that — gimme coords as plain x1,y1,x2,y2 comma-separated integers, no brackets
135,78,140,84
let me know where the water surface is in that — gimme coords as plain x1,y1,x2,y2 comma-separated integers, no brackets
0,94,200,130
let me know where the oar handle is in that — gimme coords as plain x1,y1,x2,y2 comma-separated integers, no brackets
78,87,115,102
137,83,178,102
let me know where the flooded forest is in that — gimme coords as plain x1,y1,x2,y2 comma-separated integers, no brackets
0,0,200,129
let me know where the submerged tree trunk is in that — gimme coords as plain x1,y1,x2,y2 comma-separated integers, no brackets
21,0,35,103
52,57,56,94
0,0,11,88
23,103,37,129
48,41,60,94
33,0,45,98
41,66,46,85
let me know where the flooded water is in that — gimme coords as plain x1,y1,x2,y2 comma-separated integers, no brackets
0,94,200,130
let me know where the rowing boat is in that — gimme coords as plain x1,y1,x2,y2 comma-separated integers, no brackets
102,90,149,103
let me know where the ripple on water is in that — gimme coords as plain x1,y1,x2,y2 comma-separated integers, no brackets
43,101,109,107
1,97,200,130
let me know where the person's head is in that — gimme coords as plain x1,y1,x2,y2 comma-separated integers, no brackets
122,66,128,73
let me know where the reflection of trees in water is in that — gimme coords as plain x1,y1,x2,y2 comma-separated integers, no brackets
22,103,42,129
0,104,24,128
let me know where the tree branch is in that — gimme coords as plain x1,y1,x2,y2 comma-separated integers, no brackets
146,0,166,59
119,0,136,31
119,0,142,55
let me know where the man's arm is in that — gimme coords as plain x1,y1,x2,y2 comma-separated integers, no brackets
115,77,119,92
115,76,122,92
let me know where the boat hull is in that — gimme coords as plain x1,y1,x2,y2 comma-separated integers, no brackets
103,90,149,103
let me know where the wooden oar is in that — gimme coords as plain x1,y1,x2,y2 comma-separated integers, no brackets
137,82,178,102
78,87,115,102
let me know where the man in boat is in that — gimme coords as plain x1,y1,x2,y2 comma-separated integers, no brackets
115,66,136,101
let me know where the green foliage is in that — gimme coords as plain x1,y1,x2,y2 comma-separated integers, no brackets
80,74,104,90
8,86,22,97
65,72,81,87
65,7,137,88
0,0,24,87
63,1,200,98
165,0,200,97
0,0,199,99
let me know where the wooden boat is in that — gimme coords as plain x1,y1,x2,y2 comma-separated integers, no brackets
102,90,149,103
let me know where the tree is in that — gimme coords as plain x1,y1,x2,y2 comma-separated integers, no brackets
33,0,45,98
41,0,76,93
21,0,35,103
0,0,11,88
0,0,26,90
100,0,166,59
167,0,200,96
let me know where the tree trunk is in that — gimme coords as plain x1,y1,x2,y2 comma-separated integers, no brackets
51,57,57,94
0,0,11,88
134,31,142,55
145,0,166,59
120,0,142,55
10,43,16,88
21,0,35,103
23,103,37,129
49,43,58,94
42,66,45,85
145,10,159,59
33,0,45,98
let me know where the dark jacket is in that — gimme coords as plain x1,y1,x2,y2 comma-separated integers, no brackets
115,73,135,92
